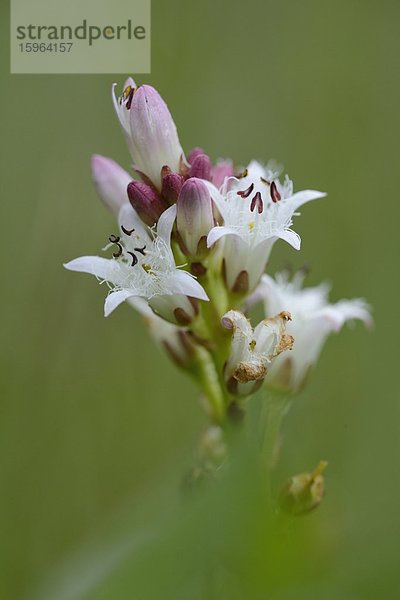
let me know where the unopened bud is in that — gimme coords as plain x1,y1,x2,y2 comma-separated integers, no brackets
91,154,131,217
129,297,195,369
187,147,205,165
211,159,234,189
148,294,199,325
114,83,185,189
188,153,212,180
279,461,327,516
127,181,168,226
176,178,214,258
161,172,184,204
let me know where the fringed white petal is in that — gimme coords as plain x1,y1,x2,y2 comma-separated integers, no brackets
64,256,118,282
157,204,177,245
169,270,209,301
104,289,137,316
207,226,239,248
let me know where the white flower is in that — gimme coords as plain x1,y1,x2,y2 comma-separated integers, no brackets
64,204,208,322
257,272,372,392
112,78,185,190
206,160,326,292
221,309,294,396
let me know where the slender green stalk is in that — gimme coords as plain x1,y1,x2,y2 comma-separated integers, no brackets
194,345,226,423
260,394,291,494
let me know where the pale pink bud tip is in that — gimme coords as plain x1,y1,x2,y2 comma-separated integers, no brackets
211,160,234,188
91,154,132,216
188,154,212,181
221,316,234,329
127,181,168,226
187,147,205,165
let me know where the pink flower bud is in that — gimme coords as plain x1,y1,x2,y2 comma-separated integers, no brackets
127,85,185,189
211,159,234,189
91,155,131,217
188,153,212,180
161,172,184,204
127,181,168,226
187,147,205,164
176,178,214,257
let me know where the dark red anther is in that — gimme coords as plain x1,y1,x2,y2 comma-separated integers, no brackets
237,183,254,198
122,85,135,110
134,245,146,256
250,192,263,214
127,251,138,267
270,181,282,203
109,234,123,258
121,225,135,236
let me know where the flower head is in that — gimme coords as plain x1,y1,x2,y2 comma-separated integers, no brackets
112,79,185,190
206,161,326,292
64,204,208,322
257,271,372,392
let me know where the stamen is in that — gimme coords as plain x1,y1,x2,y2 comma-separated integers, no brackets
237,168,248,179
250,192,263,214
237,183,254,198
121,225,135,236
126,246,146,267
127,251,138,267
270,181,282,203
109,234,123,258
260,177,271,186
121,85,135,110
134,245,146,256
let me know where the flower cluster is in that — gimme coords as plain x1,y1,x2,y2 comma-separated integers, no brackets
65,77,371,425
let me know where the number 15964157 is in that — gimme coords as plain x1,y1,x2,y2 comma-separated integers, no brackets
18,42,73,52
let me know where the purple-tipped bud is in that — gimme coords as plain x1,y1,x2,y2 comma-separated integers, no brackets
127,181,168,226
126,85,185,190
91,155,131,217
161,172,184,204
176,178,214,258
188,153,212,180
211,160,234,189
187,147,205,165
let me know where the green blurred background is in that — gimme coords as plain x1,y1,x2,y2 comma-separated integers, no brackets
1,0,399,598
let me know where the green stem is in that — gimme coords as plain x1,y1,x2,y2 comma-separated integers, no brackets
189,264,236,420
260,394,291,494
194,345,226,424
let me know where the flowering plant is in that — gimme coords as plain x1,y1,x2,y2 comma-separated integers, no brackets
65,78,371,510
